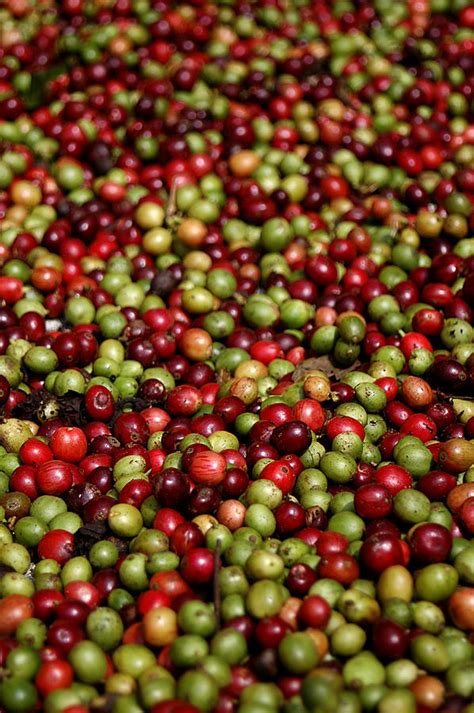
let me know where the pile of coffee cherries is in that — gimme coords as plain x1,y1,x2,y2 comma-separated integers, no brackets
0,0,473,711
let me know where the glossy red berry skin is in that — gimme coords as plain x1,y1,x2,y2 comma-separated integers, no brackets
359,534,405,574
38,530,75,565
408,523,452,564
354,484,392,519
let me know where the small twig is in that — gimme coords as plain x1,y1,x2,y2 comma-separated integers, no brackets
216,369,232,385
359,183,378,196
292,356,363,383
437,391,474,402
91,694,118,712
334,83,362,112
213,539,222,624
166,180,178,223
232,292,247,305
0,669,11,683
